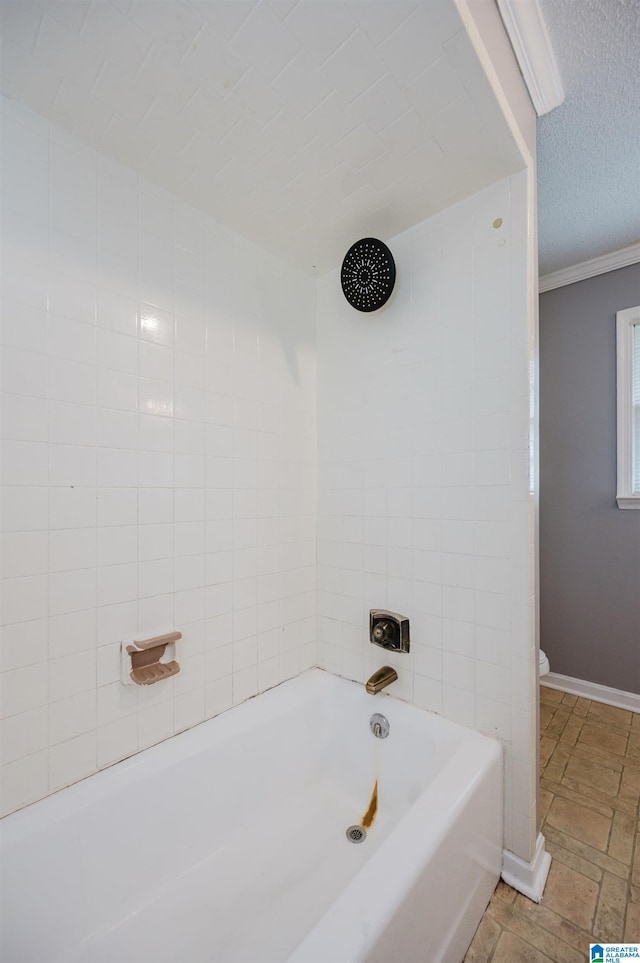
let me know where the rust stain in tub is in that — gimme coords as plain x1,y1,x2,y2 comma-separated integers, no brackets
361,779,378,829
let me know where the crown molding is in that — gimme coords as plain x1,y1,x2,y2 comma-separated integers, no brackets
496,0,564,116
539,242,640,293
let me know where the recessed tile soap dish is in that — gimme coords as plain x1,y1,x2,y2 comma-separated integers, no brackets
121,631,181,686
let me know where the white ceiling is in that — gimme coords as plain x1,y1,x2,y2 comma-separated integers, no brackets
0,0,523,275
536,0,640,276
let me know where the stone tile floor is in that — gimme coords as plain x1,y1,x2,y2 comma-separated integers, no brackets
464,685,640,962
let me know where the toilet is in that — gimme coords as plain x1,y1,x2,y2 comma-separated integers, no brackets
539,650,550,676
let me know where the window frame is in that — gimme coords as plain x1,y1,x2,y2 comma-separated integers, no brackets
616,304,640,509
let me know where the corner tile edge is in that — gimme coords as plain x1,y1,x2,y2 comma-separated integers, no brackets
501,833,552,903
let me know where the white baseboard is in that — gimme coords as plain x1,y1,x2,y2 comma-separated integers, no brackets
502,833,551,902
542,672,640,714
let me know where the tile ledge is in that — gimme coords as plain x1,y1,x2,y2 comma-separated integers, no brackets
501,833,552,903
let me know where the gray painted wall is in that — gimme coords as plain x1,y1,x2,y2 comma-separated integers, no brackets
539,263,640,694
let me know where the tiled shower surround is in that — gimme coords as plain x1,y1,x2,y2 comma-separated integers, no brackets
316,171,537,860
0,97,316,815
0,97,536,866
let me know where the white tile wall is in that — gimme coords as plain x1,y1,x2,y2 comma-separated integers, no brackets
0,0,524,274
0,94,536,864
0,97,317,817
316,172,537,862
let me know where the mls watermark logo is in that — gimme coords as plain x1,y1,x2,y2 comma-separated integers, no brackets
591,944,640,961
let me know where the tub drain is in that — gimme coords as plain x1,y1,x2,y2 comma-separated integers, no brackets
345,825,366,843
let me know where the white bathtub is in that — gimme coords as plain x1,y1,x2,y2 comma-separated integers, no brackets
0,669,502,963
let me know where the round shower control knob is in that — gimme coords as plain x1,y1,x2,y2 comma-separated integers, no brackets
369,609,410,654
373,621,392,642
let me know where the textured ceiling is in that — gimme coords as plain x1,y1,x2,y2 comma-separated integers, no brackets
537,0,640,276
0,0,523,275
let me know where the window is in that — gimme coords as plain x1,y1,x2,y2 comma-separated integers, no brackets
616,305,640,508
